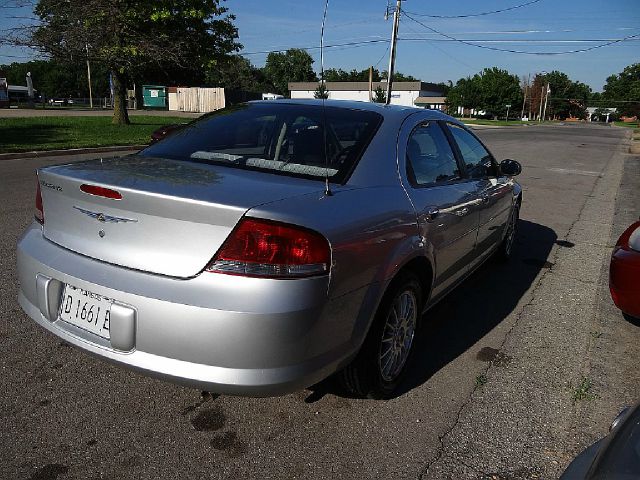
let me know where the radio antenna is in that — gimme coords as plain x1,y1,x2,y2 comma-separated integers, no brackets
320,0,332,196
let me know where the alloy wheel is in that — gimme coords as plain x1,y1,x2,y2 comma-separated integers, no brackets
378,289,417,382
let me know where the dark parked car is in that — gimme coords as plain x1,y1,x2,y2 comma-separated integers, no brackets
561,402,640,479
17,100,522,398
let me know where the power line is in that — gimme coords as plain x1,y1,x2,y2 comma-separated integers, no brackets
403,0,543,19
402,12,640,55
240,39,389,56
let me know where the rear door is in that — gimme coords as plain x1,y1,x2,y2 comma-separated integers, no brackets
445,123,514,264
399,119,482,295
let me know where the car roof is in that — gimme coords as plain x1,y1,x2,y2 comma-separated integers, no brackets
248,99,460,124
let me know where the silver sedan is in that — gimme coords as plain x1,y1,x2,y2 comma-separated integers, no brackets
17,100,522,398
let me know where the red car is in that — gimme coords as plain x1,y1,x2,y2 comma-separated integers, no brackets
610,220,640,320
150,123,185,143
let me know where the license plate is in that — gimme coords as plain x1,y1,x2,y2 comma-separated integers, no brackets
58,285,112,340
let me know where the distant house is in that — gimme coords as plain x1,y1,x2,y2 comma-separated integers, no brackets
586,106,617,122
414,96,447,111
7,85,37,103
288,81,445,108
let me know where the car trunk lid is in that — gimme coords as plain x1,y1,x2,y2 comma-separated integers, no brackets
38,155,324,278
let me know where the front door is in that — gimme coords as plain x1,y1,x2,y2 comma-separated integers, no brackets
446,123,514,264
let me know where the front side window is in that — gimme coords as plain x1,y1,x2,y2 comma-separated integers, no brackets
448,124,494,178
406,122,460,186
139,103,382,183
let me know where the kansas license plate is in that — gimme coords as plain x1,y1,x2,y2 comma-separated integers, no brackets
58,285,112,340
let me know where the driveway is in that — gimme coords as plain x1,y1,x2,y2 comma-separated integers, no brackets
0,124,638,480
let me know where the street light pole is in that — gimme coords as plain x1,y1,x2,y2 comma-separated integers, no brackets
385,0,401,105
86,43,93,109
506,104,511,121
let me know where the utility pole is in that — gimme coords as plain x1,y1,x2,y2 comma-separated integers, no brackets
542,83,550,121
538,84,545,122
385,0,401,105
520,84,527,120
86,43,93,109
368,66,373,102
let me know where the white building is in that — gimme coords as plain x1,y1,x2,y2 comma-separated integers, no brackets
288,81,446,108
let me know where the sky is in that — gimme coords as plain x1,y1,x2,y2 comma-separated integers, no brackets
1,0,639,92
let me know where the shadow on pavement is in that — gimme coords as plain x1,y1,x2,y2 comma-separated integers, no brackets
398,219,557,396
310,219,557,400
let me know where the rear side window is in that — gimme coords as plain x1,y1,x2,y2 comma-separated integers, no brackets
406,122,460,186
448,124,494,179
139,103,382,184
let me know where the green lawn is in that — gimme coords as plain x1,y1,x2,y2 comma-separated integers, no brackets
461,119,540,126
0,116,188,153
613,121,639,128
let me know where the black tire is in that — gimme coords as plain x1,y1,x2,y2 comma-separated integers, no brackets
339,271,423,399
497,201,520,261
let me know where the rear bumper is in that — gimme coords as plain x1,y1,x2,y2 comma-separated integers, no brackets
17,223,365,396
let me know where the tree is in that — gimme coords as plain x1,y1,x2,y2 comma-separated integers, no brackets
534,71,591,120
0,59,110,99
29,0,240,124
264,48,316,96
474,68,522,118
205,55,274,93
602,63,640,118
381,70,419,82
314,83,329,99
446,68,522,118
324,68,380,82
446,76,481,116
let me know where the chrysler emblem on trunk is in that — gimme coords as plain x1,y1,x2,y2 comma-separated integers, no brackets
73,206,138,224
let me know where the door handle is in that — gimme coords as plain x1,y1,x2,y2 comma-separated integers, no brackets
424,207,440,222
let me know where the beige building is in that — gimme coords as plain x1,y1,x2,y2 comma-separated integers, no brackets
288,81,446,108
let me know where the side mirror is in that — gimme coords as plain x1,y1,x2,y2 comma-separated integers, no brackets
500,159,522,177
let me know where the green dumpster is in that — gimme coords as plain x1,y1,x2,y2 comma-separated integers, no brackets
142,85,167,109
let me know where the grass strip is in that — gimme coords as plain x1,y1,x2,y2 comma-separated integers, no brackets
0,115,188,153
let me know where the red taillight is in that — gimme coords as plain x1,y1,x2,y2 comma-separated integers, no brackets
35,180,44,224
80,184,122,200
207,218,331,278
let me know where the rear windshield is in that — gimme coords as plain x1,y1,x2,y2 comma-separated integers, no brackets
139,103,383,184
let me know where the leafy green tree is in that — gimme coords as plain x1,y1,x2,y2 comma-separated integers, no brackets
447,69,522,118
475,67,523,118
1,59,112,99
264,48,316,96
324,68,376,82
537,71,591,120
381,70,419,82
314,83,329,99
446,76,481,116
205,55,274,93
602,63,640,118
29,0,240,124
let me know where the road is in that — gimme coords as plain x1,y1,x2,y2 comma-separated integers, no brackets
0,124,638,480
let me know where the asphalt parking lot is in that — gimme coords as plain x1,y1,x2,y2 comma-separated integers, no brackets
1,124,638,480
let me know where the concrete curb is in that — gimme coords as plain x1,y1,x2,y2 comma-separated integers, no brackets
0,145,145,161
